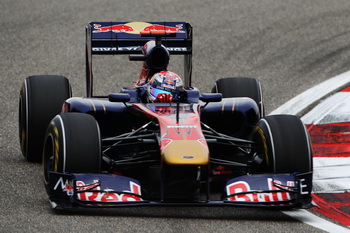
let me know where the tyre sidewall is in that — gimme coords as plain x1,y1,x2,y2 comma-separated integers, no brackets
43,115,66,184
43,113,101,185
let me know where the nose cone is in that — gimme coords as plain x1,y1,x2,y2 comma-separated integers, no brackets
162,140,209,165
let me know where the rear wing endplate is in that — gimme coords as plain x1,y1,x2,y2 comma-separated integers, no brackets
85,22,193,97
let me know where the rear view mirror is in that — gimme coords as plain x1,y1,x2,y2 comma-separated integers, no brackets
199,93,222,103
108,93,131,103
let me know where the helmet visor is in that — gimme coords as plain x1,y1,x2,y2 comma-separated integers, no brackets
150,87,171,98
150,87,179,99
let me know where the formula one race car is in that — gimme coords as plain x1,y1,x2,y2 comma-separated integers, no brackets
18,22,313,209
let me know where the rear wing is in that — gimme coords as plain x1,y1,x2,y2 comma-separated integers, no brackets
85,22,193,97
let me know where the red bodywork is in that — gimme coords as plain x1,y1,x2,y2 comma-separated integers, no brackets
132,103,209,165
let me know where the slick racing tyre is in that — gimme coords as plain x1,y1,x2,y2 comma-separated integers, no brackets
254,115,313,173
212,77,264,117
43,113,101,184
19,75,71,162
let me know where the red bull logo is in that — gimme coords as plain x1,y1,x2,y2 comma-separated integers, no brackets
63,184,74,196
143,24,184,33
162,77,176,89
93,24,134,33
93,22,185,34
76,181,142,202
226,178,295,203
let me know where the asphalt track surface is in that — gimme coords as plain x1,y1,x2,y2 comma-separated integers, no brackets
2,0,350,232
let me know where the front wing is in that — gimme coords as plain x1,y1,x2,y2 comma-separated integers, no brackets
46,172,313,209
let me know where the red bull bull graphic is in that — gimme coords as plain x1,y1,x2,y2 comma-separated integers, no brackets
142,24,184,33
93,24,135,33
92,22,185,34
162,78,176,90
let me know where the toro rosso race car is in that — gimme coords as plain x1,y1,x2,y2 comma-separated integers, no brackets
18,22,313,209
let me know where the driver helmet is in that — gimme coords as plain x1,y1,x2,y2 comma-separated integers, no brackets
147,71,184,102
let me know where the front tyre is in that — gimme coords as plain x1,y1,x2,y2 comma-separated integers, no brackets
254,114,313,173
43,113,101,184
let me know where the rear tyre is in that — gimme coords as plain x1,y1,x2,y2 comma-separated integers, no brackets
254,115,313,173
43,113,101,184
212,77,264,117
19,75,71,162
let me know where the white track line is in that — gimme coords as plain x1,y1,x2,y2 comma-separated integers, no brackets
302,92,350,125
282,210,350,232
270,71,350,116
